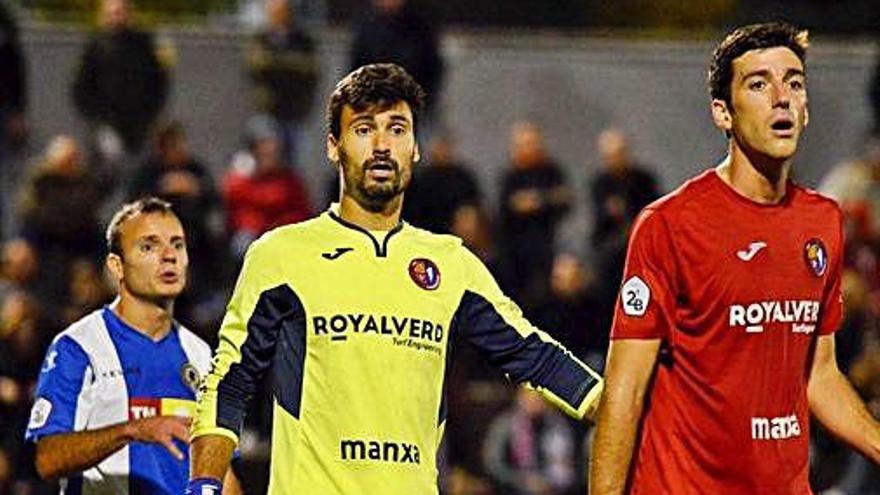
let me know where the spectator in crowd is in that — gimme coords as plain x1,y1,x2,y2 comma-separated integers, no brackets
223,116,311,258
0,238,38,300
247,0,319,167
128,121,227,327
871,50,880,137
0,0,26,156
819,137,880,227
72,0,168,167
0,290,50,491
0,0,27,238
483,388,578,495
404,134,481,233
350,0,444,121
533,254,605,370
587,127,660,330
18,136,108,308
498,121,572,309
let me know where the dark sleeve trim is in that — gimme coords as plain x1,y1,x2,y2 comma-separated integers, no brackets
457,290,598,410
216,284,306,434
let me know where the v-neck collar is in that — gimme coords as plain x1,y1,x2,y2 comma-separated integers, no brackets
325,204,405,257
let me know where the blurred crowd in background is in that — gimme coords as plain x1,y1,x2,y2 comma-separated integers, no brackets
0,0,879,494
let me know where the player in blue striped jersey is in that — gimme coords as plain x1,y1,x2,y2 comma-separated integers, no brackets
24,197,239,495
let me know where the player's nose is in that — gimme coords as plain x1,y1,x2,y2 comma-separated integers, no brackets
770,80,791,108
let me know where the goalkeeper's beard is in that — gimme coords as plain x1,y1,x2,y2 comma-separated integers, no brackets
339,149,411,213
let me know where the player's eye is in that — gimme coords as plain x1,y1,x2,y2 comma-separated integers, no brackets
173,240,186,251
748,79,766,91
139,242,155,253
354,125,372,137
789,79,805,91
390,124,407,136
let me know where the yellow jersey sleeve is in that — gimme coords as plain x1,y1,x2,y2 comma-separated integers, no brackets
457,248,603,419
193,237,300,443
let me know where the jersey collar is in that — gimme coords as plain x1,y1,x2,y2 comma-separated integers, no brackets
325,203,405,258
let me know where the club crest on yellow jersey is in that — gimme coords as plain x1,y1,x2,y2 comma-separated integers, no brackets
409,258,440,290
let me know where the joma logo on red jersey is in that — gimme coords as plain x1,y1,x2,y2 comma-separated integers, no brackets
751,414,801,440
729,300,820,334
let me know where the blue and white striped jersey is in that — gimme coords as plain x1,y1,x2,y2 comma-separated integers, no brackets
25,307,211,495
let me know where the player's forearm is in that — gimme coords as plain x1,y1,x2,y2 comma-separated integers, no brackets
808,367,880,464
35,421,136,481
190,435,236,481
589,392,643,495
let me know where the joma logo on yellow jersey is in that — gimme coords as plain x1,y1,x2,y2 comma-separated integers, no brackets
340,438,421,464
312,314,444,343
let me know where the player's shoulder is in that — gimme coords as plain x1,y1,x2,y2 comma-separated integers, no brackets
247,213,326,254
790,181,843,216
176,323,211,353
646,169,718,214
402,223,464,250
400,223,475,264
633,169,718,230
175,323,212,372
48,310,106,363
55,309,106,347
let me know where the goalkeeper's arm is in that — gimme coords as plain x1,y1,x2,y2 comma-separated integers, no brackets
187,435,237,494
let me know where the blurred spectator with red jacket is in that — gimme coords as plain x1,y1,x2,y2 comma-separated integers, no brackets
223,116,311,258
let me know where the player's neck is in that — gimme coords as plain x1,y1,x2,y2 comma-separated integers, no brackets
717,144,791,204
111,293,174,341
338,194,402,231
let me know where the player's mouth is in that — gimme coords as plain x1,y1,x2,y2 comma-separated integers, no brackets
158,270,181,284
770,116,796,137
366,160,397,181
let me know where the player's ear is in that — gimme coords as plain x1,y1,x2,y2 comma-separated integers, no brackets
106,253,123,282
413,142,420,163
803,105,809,128
711,98,733,132
326,134,339,164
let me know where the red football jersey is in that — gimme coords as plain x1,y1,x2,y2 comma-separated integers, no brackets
611,169,844,495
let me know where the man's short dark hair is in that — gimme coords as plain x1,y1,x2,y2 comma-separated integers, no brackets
327,63,427,139
708,22,809,106
106,197,175,257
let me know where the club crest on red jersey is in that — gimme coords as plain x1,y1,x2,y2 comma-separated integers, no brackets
803,238,827,277
409,258,440,290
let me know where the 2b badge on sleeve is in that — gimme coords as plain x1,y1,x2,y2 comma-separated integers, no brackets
621,276,650,317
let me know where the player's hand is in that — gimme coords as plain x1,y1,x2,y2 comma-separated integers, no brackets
129,415,192,460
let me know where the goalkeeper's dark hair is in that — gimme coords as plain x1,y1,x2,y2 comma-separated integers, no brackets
106,197,176,257
708,22,809,107
327,63,426,139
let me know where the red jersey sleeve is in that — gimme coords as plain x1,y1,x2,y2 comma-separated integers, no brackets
818,206,845,335
611,208,679,340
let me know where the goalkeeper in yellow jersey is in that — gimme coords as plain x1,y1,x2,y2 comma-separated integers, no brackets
187,63,603,495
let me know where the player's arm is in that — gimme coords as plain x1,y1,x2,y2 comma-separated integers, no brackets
590,207,678,494
189,238,294,491
36,416,190,481
807,334,880,464
589,338,661,495
457,248,603,421
25,335,193,481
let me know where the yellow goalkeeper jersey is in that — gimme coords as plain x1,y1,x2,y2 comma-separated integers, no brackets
193,205,603,495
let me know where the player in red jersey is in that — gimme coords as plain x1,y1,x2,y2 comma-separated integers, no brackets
590,22,880,495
